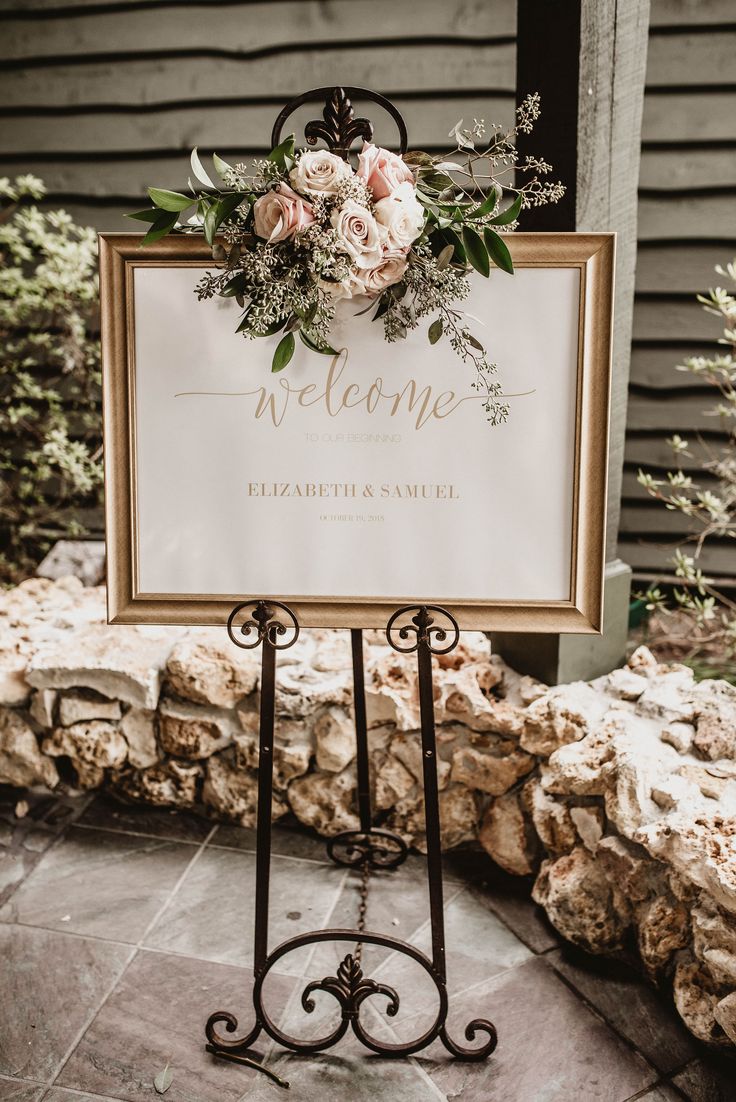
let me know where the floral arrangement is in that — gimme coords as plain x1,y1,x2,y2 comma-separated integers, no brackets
131,94,563,425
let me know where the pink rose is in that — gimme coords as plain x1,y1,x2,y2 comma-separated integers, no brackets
253,183,314,243
356,142,414,201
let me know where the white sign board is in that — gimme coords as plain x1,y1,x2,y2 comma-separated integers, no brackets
100,233,613,630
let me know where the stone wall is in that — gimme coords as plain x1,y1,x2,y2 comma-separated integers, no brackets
1,576,735,1049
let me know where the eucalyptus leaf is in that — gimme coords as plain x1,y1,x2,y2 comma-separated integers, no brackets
436,244,454,270
153,1064,173,1095
489,193,523,227
190,147,216,190
483,227,514,273
272,332,295,372
467,333,485,352
268,135,296,171
402,150,434,166
140,211,178,246
147,188,194,213
300,329,337,356
428,318,443,345
212,153,233,183
126,209,162,223
462,226,490,278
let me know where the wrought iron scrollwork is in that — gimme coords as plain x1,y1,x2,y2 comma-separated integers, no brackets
386,604,461,656
270,85,408,160
205,930,497,1061
226,599,300,651
327,828,408,869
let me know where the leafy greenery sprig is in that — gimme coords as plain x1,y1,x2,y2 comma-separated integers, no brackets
130,94,564,425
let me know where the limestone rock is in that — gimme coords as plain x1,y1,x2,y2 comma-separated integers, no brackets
607,668,649,701
314,706,355,772
673,954,732,1045
27,623,176,709
390,731,451,790
288,767,360,837
479,790,540,876
120,708,159,770
29,688,57,728
234,731,311,789
0,644,30,707
435,666,499,732
637,813,736,916
521,682,610,758
570,806,605,853
387,784,478,851
42,721,128,789
714,992,736,1045
691,901,736,986
636,666,696,724
58,693,122,727
660,722,694,755
373,751,416,811
365,655,419,730
637,895,690,978
595,835,663,903
36,539,105,587
118,758,202,808
165,628,259,708
692,679,736,761
541,716,619,797
0,707,58,788
159,699,234,759
532,847,630,954
450,738,535,796
526,780,577,856
203,750,287,826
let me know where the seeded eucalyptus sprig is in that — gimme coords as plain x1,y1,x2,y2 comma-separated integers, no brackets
129,93,563,400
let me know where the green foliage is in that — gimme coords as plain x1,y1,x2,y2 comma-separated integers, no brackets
637,259,736,668
0,176,102,584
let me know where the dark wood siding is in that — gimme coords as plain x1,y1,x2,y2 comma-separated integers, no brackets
621,0,736,584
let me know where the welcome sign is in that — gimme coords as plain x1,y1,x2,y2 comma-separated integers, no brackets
100,232,614,630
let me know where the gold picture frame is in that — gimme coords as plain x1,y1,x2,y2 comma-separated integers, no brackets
99,231,614,631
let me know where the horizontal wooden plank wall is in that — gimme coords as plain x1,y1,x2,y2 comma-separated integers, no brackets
0,0,517,543
622,0,736,583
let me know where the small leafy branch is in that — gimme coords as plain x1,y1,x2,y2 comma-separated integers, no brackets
0,175,102,584
637,259,736,668
131,94,563,426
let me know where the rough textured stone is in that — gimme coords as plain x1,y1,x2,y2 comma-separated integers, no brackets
570,806,605,853
288,767,360,837
372,750,416,811
28,688,57,728
0,643,31,707
165,628,259,708
42,721,128,789
387,783,478,852
27,623,176,709
526,780,577,856
692,680,736,761
233,730,311,789
521,682,610,757
451,738,535,795
691,902,736,986
0,707,58,788
661,721,694,755
674,954,732,1045
479,790,539,875
637,894,690,978
117,758,202,808
120,708,159,770
532,847,630,954
714,991,736,1044
203,750,288,826
158,699,234,759
314,706,355,772
58,693,122,727
637,814,736,916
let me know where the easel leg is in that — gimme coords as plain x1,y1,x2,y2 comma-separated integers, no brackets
351,628,372,834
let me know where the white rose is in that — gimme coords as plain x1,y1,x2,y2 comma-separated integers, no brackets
320,268,369,301
289,150,352,196
373,180,425,250
330,199,385,269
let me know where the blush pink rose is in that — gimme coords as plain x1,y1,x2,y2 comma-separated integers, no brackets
356,142,415,200
253,183,314,243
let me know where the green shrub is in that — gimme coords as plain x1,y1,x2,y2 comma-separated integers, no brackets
0,175,102,584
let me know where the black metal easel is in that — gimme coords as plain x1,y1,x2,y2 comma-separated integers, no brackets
203,89,498,1088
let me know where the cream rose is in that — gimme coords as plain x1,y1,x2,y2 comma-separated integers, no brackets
330,199,385,269
373,181,425,250
361,253,408,295
289,150,352,196
253,183,314,243
320,268,369,301
357,142,415,200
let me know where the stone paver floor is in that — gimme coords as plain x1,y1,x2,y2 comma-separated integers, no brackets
1,786,735,1102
